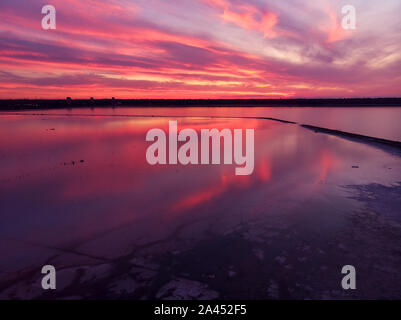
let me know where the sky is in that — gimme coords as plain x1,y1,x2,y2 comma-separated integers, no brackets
0,0,400,99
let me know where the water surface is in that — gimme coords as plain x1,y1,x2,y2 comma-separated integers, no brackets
0,112,401,299
5,106,401,141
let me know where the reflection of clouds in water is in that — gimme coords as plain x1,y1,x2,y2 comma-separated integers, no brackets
0,114,400,299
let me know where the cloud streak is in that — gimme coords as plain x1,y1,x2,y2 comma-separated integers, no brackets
0,0,400,98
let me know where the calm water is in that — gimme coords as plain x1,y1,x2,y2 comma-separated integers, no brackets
0,110,401,299
5,106,401,141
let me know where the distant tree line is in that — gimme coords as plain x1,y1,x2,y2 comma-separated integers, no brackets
1,97,401,110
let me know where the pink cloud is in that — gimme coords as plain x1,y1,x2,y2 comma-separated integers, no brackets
0,0,400,98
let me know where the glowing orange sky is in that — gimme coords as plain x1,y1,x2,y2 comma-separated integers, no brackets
0,0,400,99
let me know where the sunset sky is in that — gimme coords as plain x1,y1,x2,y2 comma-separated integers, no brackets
0,0,400,99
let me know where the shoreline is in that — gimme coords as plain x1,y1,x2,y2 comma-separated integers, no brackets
301,124,401,150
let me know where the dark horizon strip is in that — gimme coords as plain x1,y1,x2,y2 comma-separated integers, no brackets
1,98,401,111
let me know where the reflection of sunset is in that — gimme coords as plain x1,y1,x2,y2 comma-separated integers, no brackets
169,157,274,215
1,112,401,298
257,159,271,182
170,172,252,214
170,185,225,213
316,150,338,183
